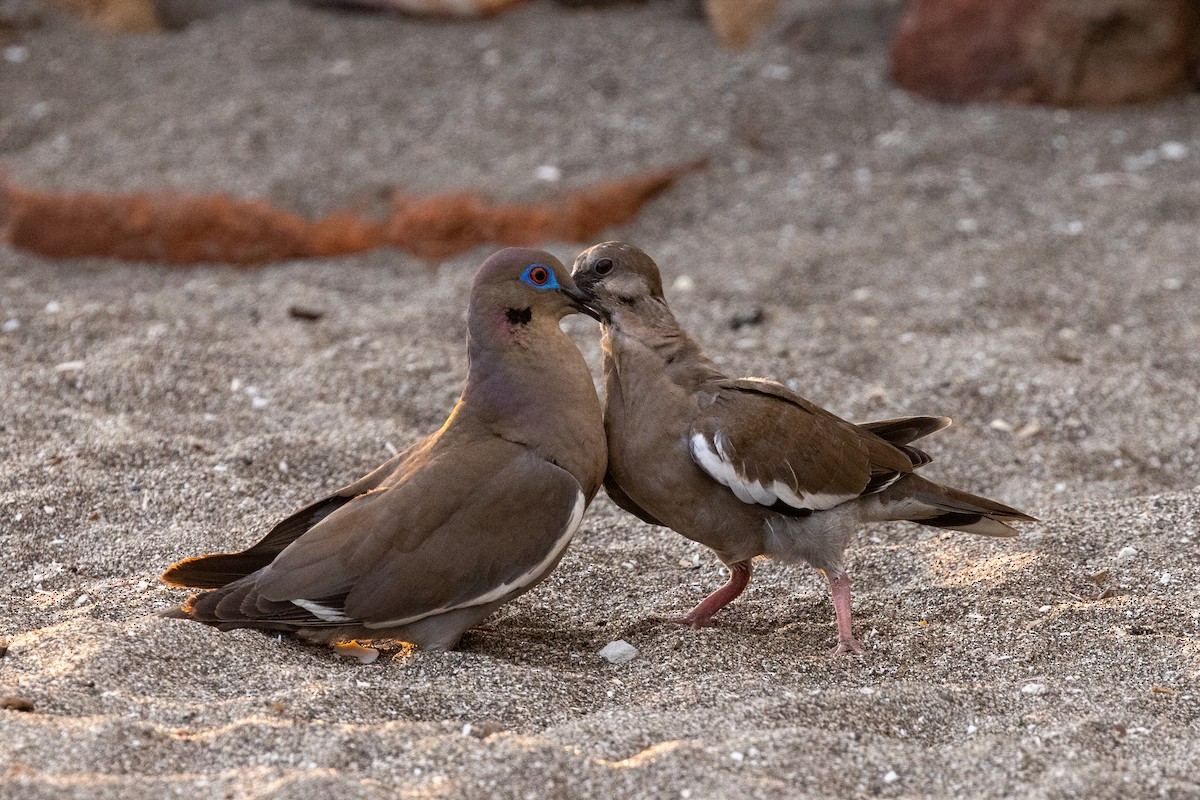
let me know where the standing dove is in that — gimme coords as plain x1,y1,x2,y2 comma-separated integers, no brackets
162,248,607,659
571,242,1035,654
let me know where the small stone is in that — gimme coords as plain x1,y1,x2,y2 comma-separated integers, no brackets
54,360,85,374
672,275,695,293
4,45,29,64
1116,545,1138,563
251,396,270,409
287,306,324,322
729,308,766,330
759,64,792,80
534,165,561,182
1022,683,1046,695
729,751,744,763
598,639,638,664
44,301,61,314
74,594,91,608
1159,141,1188,160
989,419,1014,432
1158,572,1171,585
1,319,19,333
1,695,34,712
883,770,899,784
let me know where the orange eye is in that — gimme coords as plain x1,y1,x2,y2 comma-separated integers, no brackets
520,263,558,290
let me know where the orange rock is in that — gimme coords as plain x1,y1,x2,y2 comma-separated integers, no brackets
705,0,780,49
0,161,703,266
890,0,1200,106
54,0,161,33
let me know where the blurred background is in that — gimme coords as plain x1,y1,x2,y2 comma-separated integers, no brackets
2,2,1199,797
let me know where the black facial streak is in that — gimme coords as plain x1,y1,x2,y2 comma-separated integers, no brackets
506,307,532,325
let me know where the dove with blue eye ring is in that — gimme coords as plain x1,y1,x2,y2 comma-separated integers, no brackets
161,248,607,661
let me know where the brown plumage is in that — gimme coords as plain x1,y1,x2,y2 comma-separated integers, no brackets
161,248,607,657
572,241,1035,654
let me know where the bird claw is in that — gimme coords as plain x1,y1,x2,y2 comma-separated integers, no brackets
333,640,380,664
829,637,866,656
671,613,716,630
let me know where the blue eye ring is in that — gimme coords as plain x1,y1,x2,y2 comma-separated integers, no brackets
520,263,559,290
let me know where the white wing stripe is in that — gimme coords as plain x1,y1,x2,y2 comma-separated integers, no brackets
292,599,352,623
690,432,854,512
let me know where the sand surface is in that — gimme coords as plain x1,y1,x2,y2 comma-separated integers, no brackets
2,1,1199,797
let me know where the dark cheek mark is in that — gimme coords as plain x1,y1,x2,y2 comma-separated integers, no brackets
506,307,532,325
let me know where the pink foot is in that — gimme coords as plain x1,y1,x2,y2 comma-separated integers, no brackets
671,610,717,629
829,637,866,656
672,560,752,629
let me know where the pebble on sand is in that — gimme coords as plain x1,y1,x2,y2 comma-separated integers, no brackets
599,640,638,664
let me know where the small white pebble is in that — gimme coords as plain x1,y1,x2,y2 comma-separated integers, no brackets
956,218,979,234
230,378,243,392
989,419,1014,432
759,63,792,81
1116,545,1138,563
672,275,695,293
598,639,638,664
1039,605,1052,613
74,594,90,607
1162,277,1183,291
883,770,899,784
1,319,19,333
135,581,150,591
1159,572,1172,585
43,505,56,516
966,724,977,735
278,461,289,473
1022,683,1046,696
534,164,561,182
461,723,473,736
1159,141,1188,160
44,301,61,314
859,687,875,695
251,396,270,409
729,751,744,763
4,45,29,64
54,360,85,374
850,287,871,302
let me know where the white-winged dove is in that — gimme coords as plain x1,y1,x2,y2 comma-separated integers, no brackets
162,248,608,658
571,242,1036,655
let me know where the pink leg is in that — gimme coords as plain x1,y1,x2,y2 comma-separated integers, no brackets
673,560,752,629
824,569,865,655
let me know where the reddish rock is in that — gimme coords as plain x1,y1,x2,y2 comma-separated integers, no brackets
890,0,1200,106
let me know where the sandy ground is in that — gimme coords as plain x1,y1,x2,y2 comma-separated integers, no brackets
2,1,1199,797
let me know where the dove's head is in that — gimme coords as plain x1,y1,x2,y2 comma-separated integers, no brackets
570,242,669,327
469,248,604,340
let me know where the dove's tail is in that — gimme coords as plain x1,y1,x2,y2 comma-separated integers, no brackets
871,473,1036,537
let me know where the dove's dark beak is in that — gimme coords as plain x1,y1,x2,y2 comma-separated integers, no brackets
561,286,608,322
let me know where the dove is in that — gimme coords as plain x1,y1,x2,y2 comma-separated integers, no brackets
161,248,607,659
571,241,1035,654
